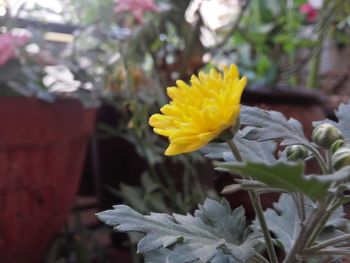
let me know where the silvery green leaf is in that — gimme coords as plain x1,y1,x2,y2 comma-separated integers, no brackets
145,248,241,263
324,205,348,229
96,198,260,263
144,248,172,263
240,106,310,147
211,253,238,263
253,194,347,253
313,100,350,143
202,130,277,163
252,194,311,252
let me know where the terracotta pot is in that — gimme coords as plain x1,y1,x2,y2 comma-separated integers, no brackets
242,87,326,137
0,97,96,263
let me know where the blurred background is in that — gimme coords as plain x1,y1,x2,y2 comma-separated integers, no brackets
0,0,349,262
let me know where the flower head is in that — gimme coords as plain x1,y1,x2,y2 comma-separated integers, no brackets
149,64,247,156
300,3,318,23
114,0,160,24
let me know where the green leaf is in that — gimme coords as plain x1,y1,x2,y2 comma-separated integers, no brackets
314,100,350,143
216,162,330,200
202,131,277,163
240,106,310,147
96,198,260,263
252,194,348,253
144,249,185,263
118,172,169,214
145,248,239,263
119,183,147,213
253,194,299,252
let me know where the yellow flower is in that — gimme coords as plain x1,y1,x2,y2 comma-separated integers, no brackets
149,64,247,156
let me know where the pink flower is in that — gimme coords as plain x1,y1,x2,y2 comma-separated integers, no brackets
0,33,29,66
114,0,160,23
300,3,318,23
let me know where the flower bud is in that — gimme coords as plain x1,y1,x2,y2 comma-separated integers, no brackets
286,145,308,161
332,147,350,171
331,139,346,154
312,123,343,149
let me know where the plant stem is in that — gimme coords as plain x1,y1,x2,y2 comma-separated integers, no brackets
314,248,350,256
306,145,327,174
325,150,333,174
283,201,327,263
227,140,279,263
227,140,243,162
249,191,279,263
253,252,270,263
306,42,323,89
304,200,336,248
286,1,297,86
306,0,329,90
292,193,306,223
298,194,306,222
303,233,350,255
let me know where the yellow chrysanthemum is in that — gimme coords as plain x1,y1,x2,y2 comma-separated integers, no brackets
149,64,247,156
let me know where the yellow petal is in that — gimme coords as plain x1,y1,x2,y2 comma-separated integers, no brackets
149,64,247,156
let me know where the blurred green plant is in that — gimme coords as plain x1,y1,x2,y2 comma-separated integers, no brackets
63,2,218,260
211,0,349,89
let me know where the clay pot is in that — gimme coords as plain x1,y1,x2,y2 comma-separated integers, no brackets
0,97,96,263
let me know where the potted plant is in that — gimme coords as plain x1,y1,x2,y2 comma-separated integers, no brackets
0,6,99,263
97,64,350,263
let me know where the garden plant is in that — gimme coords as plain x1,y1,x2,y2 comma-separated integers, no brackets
97,64,350,262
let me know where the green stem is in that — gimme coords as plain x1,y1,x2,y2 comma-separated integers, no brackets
306,43,323,89
325,150,333,174
291,193,303,222
306,0,333,89
250,191,279,263
306,145,327,174
298,194,306,222
253,252,270,263
313,248,350,256
293,193,306,223
304,196,339,248
159,162,178,197
283,202,327,263
303,233,350,255
133,130,180,211
227,140,279,263
286,2,297,86
227,140,243,162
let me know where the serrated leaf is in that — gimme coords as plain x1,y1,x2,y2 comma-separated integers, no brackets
253,194,348,253
202,131,277,163
253,194,303,252
240,106,310,147
313,100,350,143
216,162,330,200
144,248,173,263
96,198,260,263
145,248,240,263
